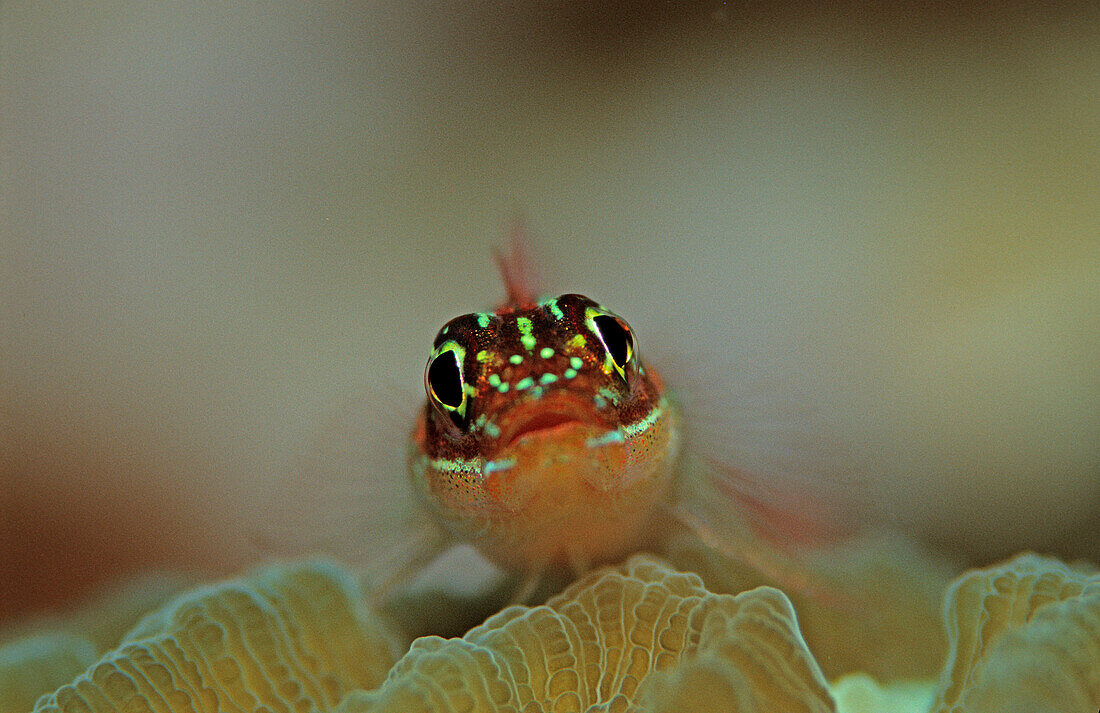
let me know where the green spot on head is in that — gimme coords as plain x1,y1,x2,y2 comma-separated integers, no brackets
515,376,534,391
516,317,537,351
477,313,491,329
509,354,524,365
543,298,565,321
569,356,584,370
488,373,501,387
539,346,554,359
496,382,510,393
483,421,501,438
539,373,558,385
593,394,607,409
563,368,577,379
569,333,586,350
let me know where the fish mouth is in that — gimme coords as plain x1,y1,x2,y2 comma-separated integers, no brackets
498,393,604,449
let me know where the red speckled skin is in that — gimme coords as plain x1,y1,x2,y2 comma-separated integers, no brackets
409,293,680,573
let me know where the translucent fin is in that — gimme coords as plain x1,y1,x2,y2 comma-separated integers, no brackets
699,457,858,548
365,524,453,606
566,549,593,578
664,504,859,612
492,214,540,308
666,455,866,613
508,563,548,606
256,387,450,587
644,312,882,539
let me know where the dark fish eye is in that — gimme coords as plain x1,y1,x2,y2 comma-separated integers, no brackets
593,314,633,370
583,305,636,384
428,350,463,407
426,343,468,428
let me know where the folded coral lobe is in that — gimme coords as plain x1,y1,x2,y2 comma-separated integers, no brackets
933,553,1100,713
341,554,835,713
26,561,404,713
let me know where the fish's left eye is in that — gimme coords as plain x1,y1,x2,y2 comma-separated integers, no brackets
594,315,632,368
588,311,634,380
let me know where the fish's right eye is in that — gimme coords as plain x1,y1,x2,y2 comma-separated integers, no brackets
426,342,468,428
428,350,463,407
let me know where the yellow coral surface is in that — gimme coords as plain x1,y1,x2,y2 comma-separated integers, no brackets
829,673,936,713
342,555,835,712
932,553,1100,713
13,561,403,713
665,532,951,680
5,550,1100,713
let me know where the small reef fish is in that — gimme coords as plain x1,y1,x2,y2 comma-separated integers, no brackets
404,231,851,602
410,270,678,588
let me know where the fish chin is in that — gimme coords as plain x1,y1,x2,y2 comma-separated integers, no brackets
478,393,625,509
487,417,626,511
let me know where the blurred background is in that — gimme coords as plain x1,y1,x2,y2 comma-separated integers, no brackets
2,2,1098,625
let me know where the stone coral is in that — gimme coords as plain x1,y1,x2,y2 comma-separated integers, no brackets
342,554,835,713
664,531,952,680
6,549,1100,713
932,553,1100,713
18,561,403,713
829,673,936,713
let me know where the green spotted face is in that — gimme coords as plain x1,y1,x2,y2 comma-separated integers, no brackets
420,294,654,445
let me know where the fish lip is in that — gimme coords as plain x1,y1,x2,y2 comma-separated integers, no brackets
496,392,604,449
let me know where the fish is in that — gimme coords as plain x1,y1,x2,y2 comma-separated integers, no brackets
409,269,678,591
402,227,857,603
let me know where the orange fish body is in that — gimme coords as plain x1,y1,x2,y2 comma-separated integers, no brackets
409,290,680,575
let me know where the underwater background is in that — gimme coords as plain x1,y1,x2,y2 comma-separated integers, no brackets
2,0,1098,683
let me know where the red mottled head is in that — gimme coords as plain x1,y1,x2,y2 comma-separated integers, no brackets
409,293,680,572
